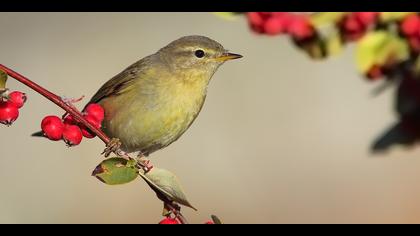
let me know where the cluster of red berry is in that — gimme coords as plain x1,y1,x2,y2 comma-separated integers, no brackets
246,12,420,81
338,12,379,41
40,103,104,146
246,12,380,41
0,91,26,126
247,12,315,40
158,217,214,224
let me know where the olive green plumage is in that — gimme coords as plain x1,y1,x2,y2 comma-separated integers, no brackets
88,35,242,156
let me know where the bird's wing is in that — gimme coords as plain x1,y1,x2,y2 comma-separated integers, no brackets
88,57,151,105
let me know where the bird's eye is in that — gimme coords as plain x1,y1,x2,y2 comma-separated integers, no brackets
194,50,205,58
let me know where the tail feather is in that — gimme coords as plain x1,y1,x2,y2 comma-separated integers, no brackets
31,131,44,137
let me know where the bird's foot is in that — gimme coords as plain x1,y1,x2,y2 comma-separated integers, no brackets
61,95,85,108
136,153,154,173
102,138,123,158
60,95,86,118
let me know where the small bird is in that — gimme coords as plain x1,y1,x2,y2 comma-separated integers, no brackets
88,35,242,157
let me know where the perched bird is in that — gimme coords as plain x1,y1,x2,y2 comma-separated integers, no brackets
88,35,242,157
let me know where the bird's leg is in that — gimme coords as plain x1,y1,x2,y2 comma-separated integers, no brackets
61,95,85,109
102,138,123,158
136,152,154,173
60,95,85,118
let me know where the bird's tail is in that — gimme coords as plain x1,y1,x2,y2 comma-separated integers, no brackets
31,131,44,137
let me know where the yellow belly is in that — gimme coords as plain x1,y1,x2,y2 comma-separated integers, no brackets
99,78,207,155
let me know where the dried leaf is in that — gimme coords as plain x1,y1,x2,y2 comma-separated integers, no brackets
140,168,196,210
92,158,138,185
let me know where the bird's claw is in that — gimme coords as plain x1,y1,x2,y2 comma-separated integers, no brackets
61,95,85,106
60,96,85,117
137,154,154,173
102,138,122,158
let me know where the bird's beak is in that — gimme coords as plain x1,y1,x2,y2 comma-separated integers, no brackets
215,52,243,62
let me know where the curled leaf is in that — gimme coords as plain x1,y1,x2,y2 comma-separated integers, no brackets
140,168,196,210
92,158,138,185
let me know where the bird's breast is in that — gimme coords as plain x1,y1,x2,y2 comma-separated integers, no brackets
101,75,209,154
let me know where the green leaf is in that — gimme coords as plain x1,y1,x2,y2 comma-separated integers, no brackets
310,12,347,28
140,168,196,210
355,31,409,73
0,69,7,90
379,12,414,22
92,158,138,185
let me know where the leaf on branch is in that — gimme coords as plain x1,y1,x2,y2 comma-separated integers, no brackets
355,31,410,73
379,12,415,22
310,12,347,29
0,69,7,90
140,168,196,210
92,158,138,185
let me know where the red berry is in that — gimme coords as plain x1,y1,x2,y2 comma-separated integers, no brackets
41,116,64,141
63,114,76,125
354,12,378,26
84,103,104,123
0,101,19,125
8,91,27,108
205,221,215,224
247,12,266,33
158,217,179,224
263,14,290,35
366,64,383,80
287,15,315,40
247,12,264,27
339,14,366,41
63,124,83,146
80,115,101,139
401,14,420,36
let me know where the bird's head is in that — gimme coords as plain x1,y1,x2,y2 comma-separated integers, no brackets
157,35,242,78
